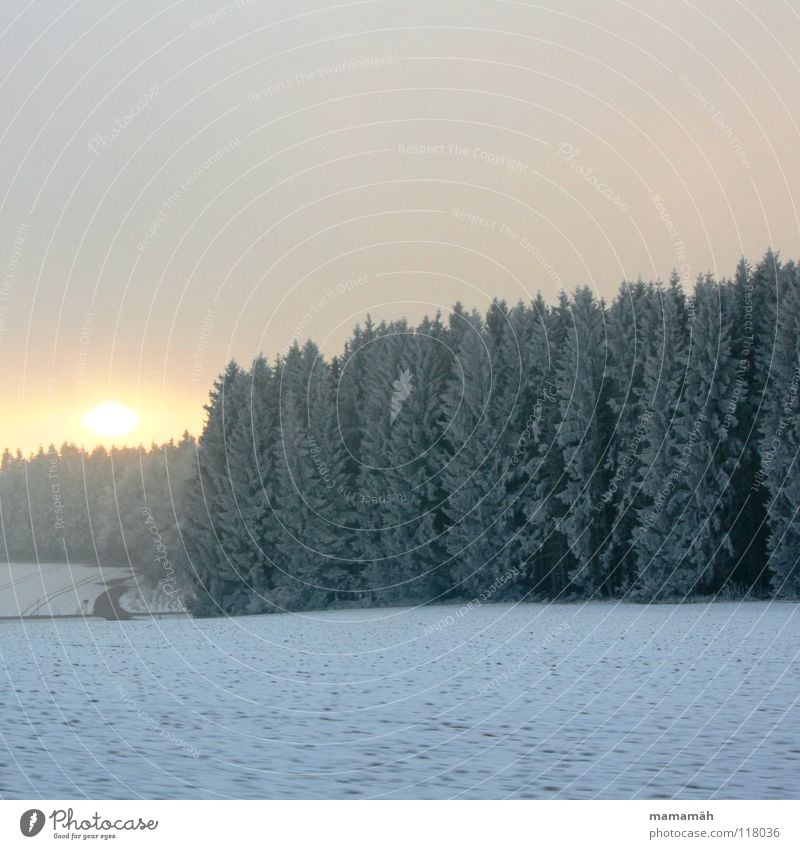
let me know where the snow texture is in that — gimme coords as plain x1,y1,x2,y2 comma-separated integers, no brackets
0,564,133,618
0,564,184,618
0,601,798,799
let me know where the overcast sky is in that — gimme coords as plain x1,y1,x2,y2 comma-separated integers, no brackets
1,0,798,452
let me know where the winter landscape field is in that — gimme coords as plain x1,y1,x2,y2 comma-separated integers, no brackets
1,601,797,799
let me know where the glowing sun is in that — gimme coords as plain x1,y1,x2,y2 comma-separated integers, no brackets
82,402,139,439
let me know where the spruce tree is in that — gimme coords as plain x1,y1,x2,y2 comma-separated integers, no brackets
599,280,653,594
382,314,453,602
519,290,575,597
725,258,771,593
757,260,800,595
440,307,514,599
632,279,692,600
664,276,741,595
554,287,613,596
182,361,250,615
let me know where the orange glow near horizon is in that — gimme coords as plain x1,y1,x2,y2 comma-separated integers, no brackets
0,393,204,456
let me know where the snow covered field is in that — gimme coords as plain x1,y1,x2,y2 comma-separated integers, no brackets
0,601,798,799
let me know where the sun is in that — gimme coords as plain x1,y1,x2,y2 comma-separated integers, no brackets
82,402,139,439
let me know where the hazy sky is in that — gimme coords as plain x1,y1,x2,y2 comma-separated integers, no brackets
1,0,798,452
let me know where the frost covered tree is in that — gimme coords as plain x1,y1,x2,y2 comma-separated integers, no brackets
755,258,800,596
724,258,771,593
440,302,523,599
497,298,554,596
631,278,692,600
105,435,195,592
598,280,653,594
554,287,614,596
336,315,379,482
182,361,253,615
517,291,575,597
439,307,495,596
381,314,453,601
0,449,29,560
273,341,354,609
662,276,741,595
349,320,410,599
215,356,283,613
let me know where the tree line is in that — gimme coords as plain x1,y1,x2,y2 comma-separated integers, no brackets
181,250,800,614
0,437,194,589
2,251,798,615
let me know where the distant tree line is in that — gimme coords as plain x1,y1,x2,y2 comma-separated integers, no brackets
2,251,798,615
0,436,194,589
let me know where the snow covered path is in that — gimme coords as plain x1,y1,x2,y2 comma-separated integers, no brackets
0,563,187,619
0,563,134,618
0,601,798,799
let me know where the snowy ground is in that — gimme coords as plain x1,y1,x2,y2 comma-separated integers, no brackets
0,563,133,617
0,563,185,618
118,584,188,615
0,601,798,799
